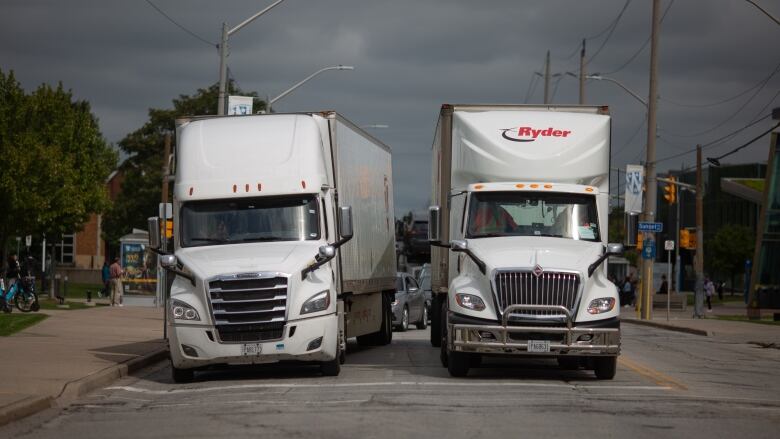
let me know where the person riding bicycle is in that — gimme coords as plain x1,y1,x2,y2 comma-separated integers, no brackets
2,254,21,311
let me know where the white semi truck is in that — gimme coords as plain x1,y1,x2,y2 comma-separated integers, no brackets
427,104,623,379
148,112,396,382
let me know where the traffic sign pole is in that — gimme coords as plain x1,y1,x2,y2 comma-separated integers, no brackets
665,240,674,322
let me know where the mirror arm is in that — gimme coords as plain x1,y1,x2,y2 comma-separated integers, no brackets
587,253,611,278
302,235,351,278
430,241,450,249
162,266,196,286
464,249,487,275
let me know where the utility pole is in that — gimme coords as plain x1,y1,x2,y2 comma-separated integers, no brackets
675,165,682,293
640,0,662,320
579,39,586,105
694,145,705,318
544,50,551,104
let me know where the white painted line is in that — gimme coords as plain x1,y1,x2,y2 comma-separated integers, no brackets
107,381,671,395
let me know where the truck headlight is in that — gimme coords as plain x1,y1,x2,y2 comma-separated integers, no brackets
587,297,616,314
171,299,200,321
455,293,485,311
301,290,330,315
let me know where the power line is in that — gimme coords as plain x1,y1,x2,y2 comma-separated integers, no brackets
661,59,780,108
524,58,546,103
600,0,675,75
707,121,780,164
549,76,565,102
144,0,216,48
612,116,646,158
586,0,633,66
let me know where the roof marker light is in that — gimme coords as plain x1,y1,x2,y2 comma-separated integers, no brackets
245,184,249,192
232,184,237,193
189,187,193,196
515,184,525,189
530,184,539,189
544,184,553,189
585,187,594,192
258,183,262,191
301,180,307,189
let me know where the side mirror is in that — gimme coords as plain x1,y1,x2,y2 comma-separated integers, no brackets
450,239,468,252
428,206,441,242
338,206,353,239
160,254,177,268
318,245,336,260
607,243,624,255
147,217,161,249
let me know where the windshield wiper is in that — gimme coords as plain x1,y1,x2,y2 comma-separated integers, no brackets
239,237,287,243
189,237,230,244
469,233,506,238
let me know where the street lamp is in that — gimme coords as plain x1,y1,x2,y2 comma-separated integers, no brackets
267,65,354,110
586,74,648,108
217,0,287,115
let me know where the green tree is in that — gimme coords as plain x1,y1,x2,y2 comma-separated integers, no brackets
707,224,754,290
0,70,116,258
102,82,262,248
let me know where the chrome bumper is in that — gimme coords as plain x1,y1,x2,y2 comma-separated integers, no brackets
449,305,620,356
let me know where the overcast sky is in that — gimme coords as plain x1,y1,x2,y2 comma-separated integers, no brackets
2,0,779,215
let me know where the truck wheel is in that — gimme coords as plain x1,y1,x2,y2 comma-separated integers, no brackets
416,306,427,330
171,361,194,383
355,292,393,346
447,350,470,377
594,356,617,380
321,351,341,376
430,295,442,347
557,356,581,370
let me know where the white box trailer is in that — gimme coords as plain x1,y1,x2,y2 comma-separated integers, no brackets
428,104,622,379
150,112,396,382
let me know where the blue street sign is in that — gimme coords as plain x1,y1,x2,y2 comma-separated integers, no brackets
638,222,663,233
642,239,656,260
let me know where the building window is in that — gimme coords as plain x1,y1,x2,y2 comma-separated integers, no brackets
55,234,75,264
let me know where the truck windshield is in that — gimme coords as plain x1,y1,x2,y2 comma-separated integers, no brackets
180,195,320,247
465,192,600,241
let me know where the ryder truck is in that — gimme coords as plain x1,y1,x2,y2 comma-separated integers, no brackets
148,112,396,382
427,104,623,378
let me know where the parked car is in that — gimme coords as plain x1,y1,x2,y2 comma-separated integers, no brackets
392,272,427,331
417,263,432,318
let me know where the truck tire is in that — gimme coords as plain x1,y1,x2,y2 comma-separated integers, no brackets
594,356,617,380
416,306,427,330
447,350,470,377
430,295,442,347
171,361,194,383
439,299,448,367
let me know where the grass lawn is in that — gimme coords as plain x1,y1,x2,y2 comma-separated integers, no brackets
715,315,780,326
0,314,48,336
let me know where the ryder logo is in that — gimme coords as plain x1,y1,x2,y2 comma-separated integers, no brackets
501,126,572,142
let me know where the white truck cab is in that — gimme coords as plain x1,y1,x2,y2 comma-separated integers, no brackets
428,105,622,378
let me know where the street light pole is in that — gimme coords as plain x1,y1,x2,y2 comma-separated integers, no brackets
217,0,287,115
268,65,354,110
587,75,648,107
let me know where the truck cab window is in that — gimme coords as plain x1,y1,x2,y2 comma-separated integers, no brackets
466,192,599,242
180,195,320,247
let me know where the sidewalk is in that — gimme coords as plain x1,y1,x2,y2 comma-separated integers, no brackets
0,306,166,426
622,300,780,345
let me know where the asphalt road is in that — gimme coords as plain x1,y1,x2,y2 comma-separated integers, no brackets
3,324,780,438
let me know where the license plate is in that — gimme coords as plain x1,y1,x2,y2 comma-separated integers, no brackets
241,343,262,356
527,340,550,353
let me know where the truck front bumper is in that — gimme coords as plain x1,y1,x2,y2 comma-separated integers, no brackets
169,312,338,370
449,305,620,357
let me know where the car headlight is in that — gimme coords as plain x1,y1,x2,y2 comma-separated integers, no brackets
171,299,200,321
301,290,330,315
587,297,616,315
455,293,485,311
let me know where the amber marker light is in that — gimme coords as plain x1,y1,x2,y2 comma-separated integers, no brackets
585,187,594,192
257,183,262,191
189,187,193,196
530,184,539,188
544,184,553,189
301,180,307,189
515,184,525,189
232,184,237,193
474,184,484,190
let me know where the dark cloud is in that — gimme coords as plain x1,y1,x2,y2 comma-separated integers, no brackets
2,0,778,215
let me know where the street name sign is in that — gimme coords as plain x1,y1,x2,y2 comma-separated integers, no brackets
638,222,663,233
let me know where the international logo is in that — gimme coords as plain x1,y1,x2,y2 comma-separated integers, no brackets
501,126,572,142
532,264,544,277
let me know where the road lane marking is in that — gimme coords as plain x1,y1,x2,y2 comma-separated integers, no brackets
618,356,688,391
107,382,670,395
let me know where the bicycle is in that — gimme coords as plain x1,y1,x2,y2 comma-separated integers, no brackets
1,276,40,313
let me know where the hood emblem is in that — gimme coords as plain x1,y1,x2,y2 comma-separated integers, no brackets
532,264,544,277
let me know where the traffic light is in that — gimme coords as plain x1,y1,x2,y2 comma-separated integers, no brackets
679,229,689,248
663,176,676,204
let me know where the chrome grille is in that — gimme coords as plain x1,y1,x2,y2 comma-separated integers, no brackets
494,271,580,317
208,274,287,343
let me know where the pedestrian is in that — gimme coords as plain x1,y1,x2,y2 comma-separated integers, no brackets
109,256,124,307
704,276,714,312
621,275,634,307
717,281,724,301
658,274,668,294
2,254,21,311
100,261,110,298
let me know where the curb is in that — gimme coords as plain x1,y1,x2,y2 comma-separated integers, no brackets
623,318,711,337
0,347,168,428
